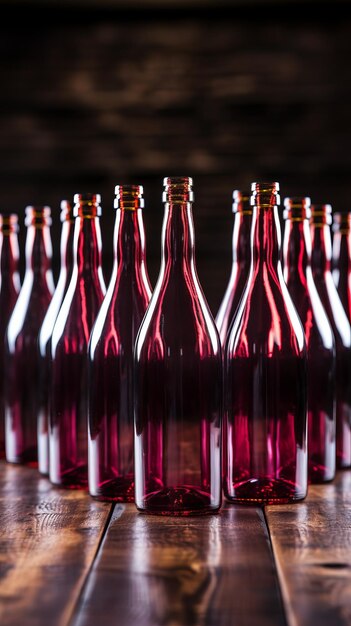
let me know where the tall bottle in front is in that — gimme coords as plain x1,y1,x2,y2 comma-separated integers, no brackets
5,206,55,465
50,193,106,488
88,185,152,501
283,197,336,483
224,182,308,504
216,190,252,346
134,177,222,515
0,213,21,458
310,203,351,468
38,200,74,475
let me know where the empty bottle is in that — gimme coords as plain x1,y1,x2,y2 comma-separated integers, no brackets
50,193,106,488
37,200,74,475
224,182,308,504
0,213,21,458
88,185,152,501
283,197,336,483
134,176,222,515
216,190,252,346
5,205,55,465
310,203,351,468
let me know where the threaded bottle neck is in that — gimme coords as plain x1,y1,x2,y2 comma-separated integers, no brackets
73,193,102,218
310,203,333,226
114,185,144,211
0,213,19,234
232,190,252,215
60,200,73,222
332,211,351,234
162,177,194,204
250,182,280,208
283,197,311,221
25,205,52,228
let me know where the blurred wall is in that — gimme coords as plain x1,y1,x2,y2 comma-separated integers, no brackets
0,2,350,315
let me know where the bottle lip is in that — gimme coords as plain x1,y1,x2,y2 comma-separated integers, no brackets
0,212,19,233
332,211,351,232
114,184,144,210
283,196,312,220
250,181,280,207
162,176,194,203
73,193,102,217
310,203,333,226
232,190,252,214
60,200,73,222
24,205,52,227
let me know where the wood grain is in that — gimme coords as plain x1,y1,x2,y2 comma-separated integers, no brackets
266,470,351,626
0,461,112,626
72,502,286,626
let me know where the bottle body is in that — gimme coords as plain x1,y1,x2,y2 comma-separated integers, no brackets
134,177,222,515
37,201,73,475
310,204,351,469
88,185,152,501
216,191,252,346
0,214,21,458
50,194,106,488
283,198,336,483
5,206,54,465
224,183,308,504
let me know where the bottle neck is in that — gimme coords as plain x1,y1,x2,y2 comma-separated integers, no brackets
283,219,311,286
73,215,103,278
161,202,195,271
25,224,53,277
232,212,252,268
59,219,74,276
0,230,20,277
311,224,332,275
252,205,281,272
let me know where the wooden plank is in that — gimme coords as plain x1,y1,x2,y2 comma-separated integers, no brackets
0,461,112,626
72,502,286,626
266,471,351,626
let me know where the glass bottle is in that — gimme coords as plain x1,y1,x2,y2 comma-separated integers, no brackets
332,212,351,310
88,185,152,501
37,200,74,475
134,176,222,515
216,190,252,346
0,213,21,458
283,197,336,483
50,193,106,489
5,206,55,465
224,182,308,504
310,203,351,468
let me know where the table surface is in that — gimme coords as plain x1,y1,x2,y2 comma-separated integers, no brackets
0,461,350,626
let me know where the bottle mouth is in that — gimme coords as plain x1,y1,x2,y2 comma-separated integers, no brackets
114,185,144,210
332,211,351,233
73,193,102,217
250,182,280,207
232,190,252,214
25,205,52,227
310,203,333,226
0,213,19,233
283,197,311,221
162,177,194,203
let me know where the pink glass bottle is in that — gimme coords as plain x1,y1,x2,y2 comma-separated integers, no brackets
38,200,74,475
134,177,222,515
310,203,351,468
283,197,336,483
5,206,55,465
224,182,308,504
332,212,351,313
216,190,252,346
88,185,152,502
50,193,106,489
0,213,21,458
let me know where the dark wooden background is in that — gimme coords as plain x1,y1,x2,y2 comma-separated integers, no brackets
0,0,350,315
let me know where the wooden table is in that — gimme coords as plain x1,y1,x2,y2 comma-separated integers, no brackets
0,461,351,626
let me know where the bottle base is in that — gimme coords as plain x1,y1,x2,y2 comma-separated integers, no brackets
89,476,135,502
50,464,88,490
136,486,221,516
225,477,307,505
308,461,335,484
